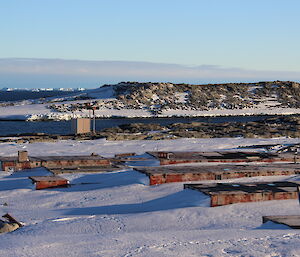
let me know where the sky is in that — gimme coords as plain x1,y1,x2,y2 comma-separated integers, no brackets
1,0,300,88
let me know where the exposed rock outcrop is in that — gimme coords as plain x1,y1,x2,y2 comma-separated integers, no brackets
48,81,300,116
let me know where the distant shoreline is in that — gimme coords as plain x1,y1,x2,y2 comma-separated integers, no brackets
0,113,284,122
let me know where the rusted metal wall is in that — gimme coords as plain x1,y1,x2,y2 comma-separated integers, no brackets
35,180,69,190
149,173,215,185
42,159,110,168
16,161,42,170
160,159,202,165
115,153,136,158
2,161,41,171
2,159,110,171
159,157,294,165
2,161,16,172
148,169,299,185
210,191,298,207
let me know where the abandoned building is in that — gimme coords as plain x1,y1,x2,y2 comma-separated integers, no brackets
0,151,111,172
184,181,300,207
0,151,42,172
148,151,297,165
135,164,300,185
29,176,69,190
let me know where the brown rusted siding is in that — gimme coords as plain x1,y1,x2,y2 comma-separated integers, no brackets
147,169,299,185
210,192,298,207
160,159,202,165
35,180,68,190
1,154,110,172
2,161,16,171
115,153,136,158
42,159,110,168
160,157,294,165
149,175,165,185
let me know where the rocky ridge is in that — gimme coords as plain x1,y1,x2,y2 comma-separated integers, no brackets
48,81,300,115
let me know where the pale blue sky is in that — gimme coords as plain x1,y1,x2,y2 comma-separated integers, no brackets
1,0,300,87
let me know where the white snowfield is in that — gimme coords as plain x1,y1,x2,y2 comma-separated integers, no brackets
2,103,300,121
0,103,150,121
1,137,300,257
1,85,300,120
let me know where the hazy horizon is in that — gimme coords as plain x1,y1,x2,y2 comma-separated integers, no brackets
1,58,300,89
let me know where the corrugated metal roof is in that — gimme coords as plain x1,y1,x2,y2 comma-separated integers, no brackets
185,181,300,195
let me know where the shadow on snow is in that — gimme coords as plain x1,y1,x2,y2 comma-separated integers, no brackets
55,170,149,192
61,189,210,215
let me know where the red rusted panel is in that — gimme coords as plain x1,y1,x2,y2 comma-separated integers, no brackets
42,159,110,168
159,157,295,166
35,180,68,190
21,162,31,169
2,161,43,171
147,168,300,186
160,159,203,165
149,175,165,185
2,155,111,172
165,174,183,183
2,161,16,171
184,173,215,181
210,195,218,207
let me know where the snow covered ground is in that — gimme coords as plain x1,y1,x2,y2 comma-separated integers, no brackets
1,137,300,256
0,103,151,121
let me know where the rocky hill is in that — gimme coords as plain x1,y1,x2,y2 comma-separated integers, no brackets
48,80,300,115
2,80,300,121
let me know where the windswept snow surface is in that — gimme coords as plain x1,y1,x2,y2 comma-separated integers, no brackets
1,138,300,256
